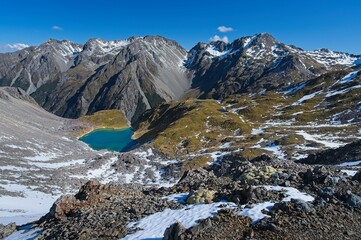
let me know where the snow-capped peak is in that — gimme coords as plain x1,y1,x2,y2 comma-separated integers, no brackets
38,39,82,57
242,35,258,49
206,45,230,57
83,38,130,56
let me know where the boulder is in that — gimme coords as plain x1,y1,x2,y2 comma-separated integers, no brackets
346,193,361,208
318,187,336,200
163,222,186,240
186,189,216,204
240,166,278,183
352,170,361,182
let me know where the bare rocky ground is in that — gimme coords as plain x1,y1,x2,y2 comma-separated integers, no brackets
4,148,360,239
0,87,176,226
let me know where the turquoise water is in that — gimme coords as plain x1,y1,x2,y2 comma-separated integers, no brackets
80,128,137,152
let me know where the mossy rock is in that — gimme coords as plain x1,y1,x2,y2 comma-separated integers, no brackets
277,134,305,146
186,189,216,204
180,155,212,173
241,149,267,160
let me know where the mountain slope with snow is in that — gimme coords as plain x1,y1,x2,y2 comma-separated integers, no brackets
0,33,359,123
0,36,189,122
186,33,360,99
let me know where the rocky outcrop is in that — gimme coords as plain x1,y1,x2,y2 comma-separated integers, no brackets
13,153,360,240
37,180,181,239
296,140,361,165
0,87,37,104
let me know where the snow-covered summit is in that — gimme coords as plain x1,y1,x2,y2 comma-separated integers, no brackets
82,38,130,56
39,39,83,56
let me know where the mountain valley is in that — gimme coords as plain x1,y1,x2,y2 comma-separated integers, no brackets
0,33,361,239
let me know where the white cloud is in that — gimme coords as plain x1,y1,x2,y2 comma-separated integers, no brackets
209,35,229,43
217,26,234,33
52,25,63,31
0,43,29,53
6,43,30,51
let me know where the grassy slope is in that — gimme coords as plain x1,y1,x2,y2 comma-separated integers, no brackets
77,110,129,137
134,69,360,163
134,99,252,158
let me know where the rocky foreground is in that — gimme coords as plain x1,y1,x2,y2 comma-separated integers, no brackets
2,141,361,239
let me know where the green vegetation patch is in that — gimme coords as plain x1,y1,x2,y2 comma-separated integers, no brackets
135,99,252,157
77,110,129,137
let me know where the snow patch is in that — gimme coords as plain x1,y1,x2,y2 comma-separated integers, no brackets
296,130,344,148
238,202,274,222
262,185,314,202
292,91,322,105
326,85,361,98
251,127,264,135
283,83,306,94
23,152,58,161
238,186,314,222
337,160,361,167
4,227,42,240
123,201,236,240
339,71,359,84
163,193,189,204
341,170,358,176
0,183,59,225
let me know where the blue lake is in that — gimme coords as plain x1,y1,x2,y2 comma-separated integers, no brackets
80,128,137,152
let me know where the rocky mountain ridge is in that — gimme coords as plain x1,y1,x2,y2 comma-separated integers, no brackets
186,33,360,99
0,33,359,122
0,36,189,122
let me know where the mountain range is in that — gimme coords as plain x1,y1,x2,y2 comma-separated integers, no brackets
0,33,359,122
1,33,361,239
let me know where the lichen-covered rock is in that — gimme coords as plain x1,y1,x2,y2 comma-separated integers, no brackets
0,223,17,239
186,189,216,204
240,166,279,183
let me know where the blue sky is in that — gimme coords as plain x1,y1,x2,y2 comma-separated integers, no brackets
0,0,360,54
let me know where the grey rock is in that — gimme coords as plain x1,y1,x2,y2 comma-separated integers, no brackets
352,170,361,182
163,222,186,240
291,199,315,212
346,193,361,208
318,187,336,200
